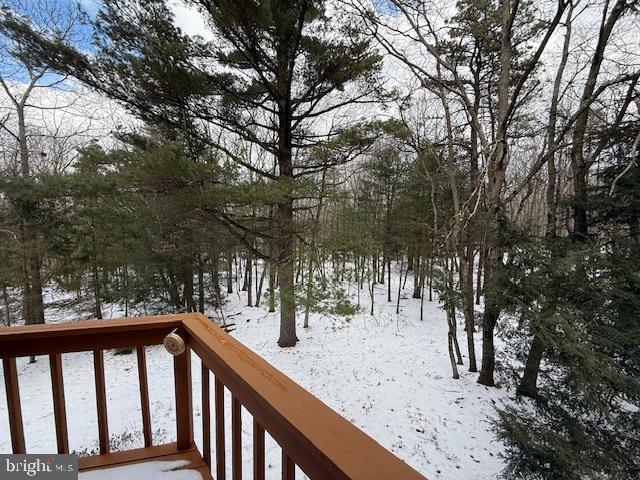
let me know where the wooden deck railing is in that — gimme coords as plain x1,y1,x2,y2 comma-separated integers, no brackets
0,313,426,480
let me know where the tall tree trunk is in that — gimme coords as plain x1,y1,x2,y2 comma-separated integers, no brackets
478,247,500,386
448,326,461,379
475,244,483,305
268,255,276,313
303,252,314,328
17,104,45,331
277,197,297,346
387,258,392,302
242,254,249,291
445,256,460,379
413,255,421,298
2,285,11,326
369,256,375,315
212,251,221,307
123,265,129,317
518,5,574,397
439,65,477,373
478,0,512,386
183,264,196,312
198,256,205,314
246,252,253,307
255,261,266,308
226,250,233,294
29,249,45,324
462,78,481,373
161,269,182,310
295,243,304,284
570,0,626,238
396,255,403,314
517,333,545,397
372,253,378,284
92,261,102,320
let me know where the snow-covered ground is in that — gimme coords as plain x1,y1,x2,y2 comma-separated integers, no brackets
0,274,512,479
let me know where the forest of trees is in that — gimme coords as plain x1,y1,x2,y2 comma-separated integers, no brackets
0,0,639,478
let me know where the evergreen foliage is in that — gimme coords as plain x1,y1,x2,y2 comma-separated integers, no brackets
496,123,640,479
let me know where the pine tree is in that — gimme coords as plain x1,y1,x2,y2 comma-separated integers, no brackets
0,0,381,346
497,121,640,479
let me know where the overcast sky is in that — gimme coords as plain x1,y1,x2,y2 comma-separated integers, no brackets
1,0,638,169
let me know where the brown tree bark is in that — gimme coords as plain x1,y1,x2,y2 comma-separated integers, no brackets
570,0,626,238
246,253,253,307
274,41,297,346
478,0,513,386
226,250,233,294
518,5,574,397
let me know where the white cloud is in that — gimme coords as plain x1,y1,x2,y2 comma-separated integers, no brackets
168,0,214,40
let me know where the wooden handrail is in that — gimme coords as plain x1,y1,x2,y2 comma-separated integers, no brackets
0,313,426,480
182,313,426,480
0,315,183,358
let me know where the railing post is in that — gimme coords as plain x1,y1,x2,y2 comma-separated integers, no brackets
253,419,265,480
202,362,211,469
215,377,226,480
136,346,153,447
2,357,26,453
174,343,193,451
232,395,242,480
49,354,69,454
282,451,295,480
93,350,109,454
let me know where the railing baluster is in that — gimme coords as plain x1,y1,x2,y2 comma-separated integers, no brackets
232,395,242,480
136,346,152,447
282,451,295,480
49,354,69,453
202,361,211,469
93,350,109,454
2,357,26,453
174,344,193,451
253,418,265,480
215,377,226,480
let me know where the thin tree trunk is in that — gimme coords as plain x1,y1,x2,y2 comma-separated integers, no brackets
255,260,266,308
448,326,460,379
92,261,102,320
268,266,276,313
476,245,483,305
212,251,221,307
420,268,425,322
478,0,513,387
387,258,392,302
183,264,196,312
518,5,574,397
242,254,249,291
247,253,253,307
396,255,403,315
3,285,12,326
303,252,314,328
369,257,375,316
227,250,233,294
570,0,626,238
197,256,205,314
413,248,422,298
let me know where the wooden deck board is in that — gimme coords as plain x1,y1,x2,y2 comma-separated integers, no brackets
78,442,213,480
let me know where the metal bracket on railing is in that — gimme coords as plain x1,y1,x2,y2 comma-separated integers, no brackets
163,329,185,356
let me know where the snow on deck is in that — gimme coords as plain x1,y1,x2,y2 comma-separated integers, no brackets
0,274,512,479
80,460,202,480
